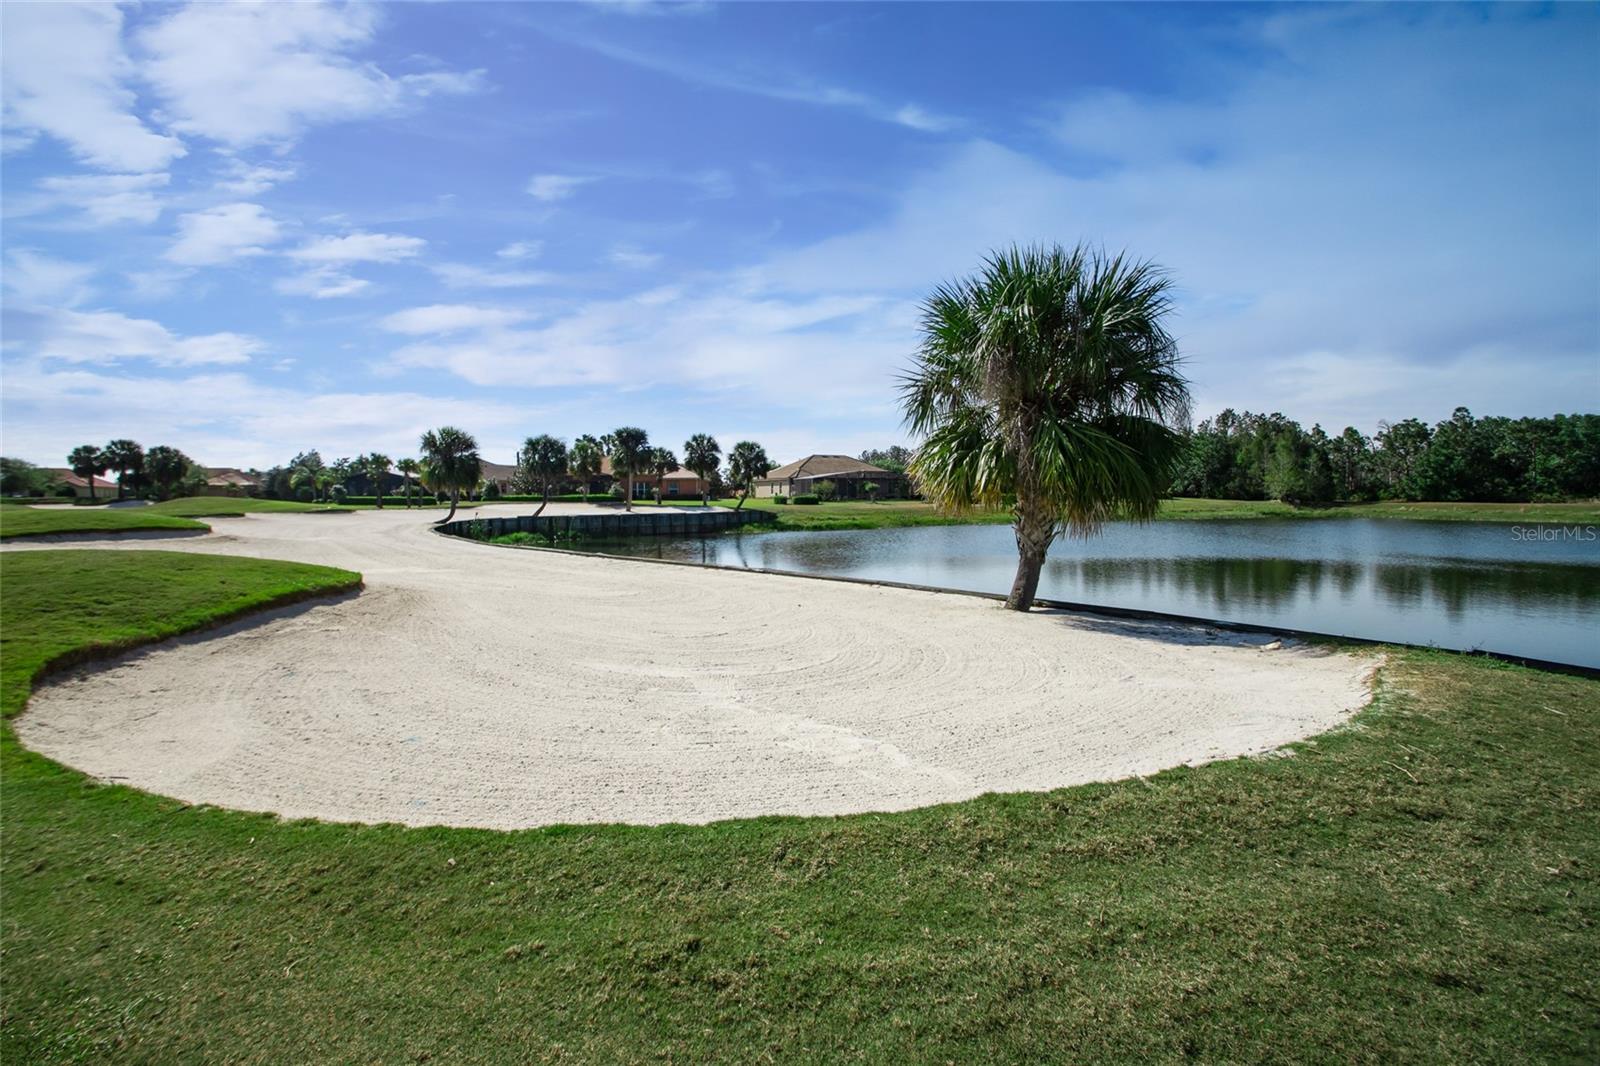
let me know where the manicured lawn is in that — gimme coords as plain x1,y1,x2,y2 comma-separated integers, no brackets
0,506,207,540
147,497,350,517
2,551,1595,1062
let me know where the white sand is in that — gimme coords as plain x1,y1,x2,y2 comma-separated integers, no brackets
10,505,1375,828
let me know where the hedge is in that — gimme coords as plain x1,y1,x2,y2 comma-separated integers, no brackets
791,495,820,505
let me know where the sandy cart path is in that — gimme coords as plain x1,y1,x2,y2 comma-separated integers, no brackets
10,506,1374,828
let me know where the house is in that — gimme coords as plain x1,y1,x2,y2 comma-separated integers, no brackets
751,455,907,499
200,468,264,497
479,461,519,495
594,457,709,500
42,469,119,499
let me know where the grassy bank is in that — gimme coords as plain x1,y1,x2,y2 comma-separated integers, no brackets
0,507,208,540
147,497,349,517
2,552,1595,1062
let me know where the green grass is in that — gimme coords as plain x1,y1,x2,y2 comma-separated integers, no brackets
146,497,349,517
2,550,1596,1062
0,506,208,540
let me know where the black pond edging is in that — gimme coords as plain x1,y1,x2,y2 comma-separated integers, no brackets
435,507,777,540
437,527,1600,681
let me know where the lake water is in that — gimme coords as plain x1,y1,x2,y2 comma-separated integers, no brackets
575,519,1600,668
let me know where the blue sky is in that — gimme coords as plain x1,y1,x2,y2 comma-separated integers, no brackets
2,1,1596,469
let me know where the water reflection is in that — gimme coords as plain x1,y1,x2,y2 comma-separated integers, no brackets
574,519,1600,667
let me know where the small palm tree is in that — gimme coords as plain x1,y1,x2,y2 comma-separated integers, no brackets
102,439,143,499
68,444,109,501
519,434,569,517
648,447,676,504
396,457,420,508
569,435,603,502
683,433,720,506
363,452,392,508
726,441,771,510
902,243,1191,611
419,425,483,522
143,445,193,501
863,481,880,501
607,427,650,511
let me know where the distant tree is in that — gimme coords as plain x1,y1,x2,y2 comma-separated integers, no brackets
902,244,1190,611
648,447,677,504
363,453,392,508
683,434,721,505
67,444,110,501
726,440,772,510
102,439,144,499
863,481,880,501
396,457,421,508
607,427,650,511
1327,427,1371,501
419,426,482,523
858,445,913,473
0,457,51,496
143,445,194,501
813,479,838,502
569,435,603,502
519,434,569,517
1373,418,1433,500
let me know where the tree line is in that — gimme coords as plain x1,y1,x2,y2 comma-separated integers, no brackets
1170,407,1600,504
0,440,203,501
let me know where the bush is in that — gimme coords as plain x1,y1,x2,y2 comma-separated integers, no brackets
55,487,76,499
436,491,449,503
813,479,838,502
792,494,820,505
773,495,789,504
329,485,348,503
483,482,502,501
296,486,316,503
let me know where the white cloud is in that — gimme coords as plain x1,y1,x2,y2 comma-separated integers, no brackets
274,267,371,299
497,241,543,260
0,1,185,171
135,1,483,148
215,159,299,195
29,172,171,227
526,174,590,202
430,263,555,289
608,245,662,270
379,304,528,335
3,250,97,307
165,202,283,266
7,306,262,367
288,231,426,264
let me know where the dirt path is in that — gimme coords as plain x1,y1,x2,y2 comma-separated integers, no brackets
10,506,1374,827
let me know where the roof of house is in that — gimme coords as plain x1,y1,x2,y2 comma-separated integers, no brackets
44,469,118,490
758,454,901,481
479,461,518,482
202,467,263,487
660,467,705,481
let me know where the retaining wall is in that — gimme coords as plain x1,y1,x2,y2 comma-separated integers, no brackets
437,507,776,540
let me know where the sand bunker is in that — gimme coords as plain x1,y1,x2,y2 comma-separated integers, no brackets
11,506,1374,828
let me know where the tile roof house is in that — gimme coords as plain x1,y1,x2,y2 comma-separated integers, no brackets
200,468,264,497
752,455,907,499
42,469,119,498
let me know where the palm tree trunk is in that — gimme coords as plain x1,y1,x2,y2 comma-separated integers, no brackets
1005,503,1055,611
444,488,459,523
734,484,746,510
624,475,633,511
533,484,548,519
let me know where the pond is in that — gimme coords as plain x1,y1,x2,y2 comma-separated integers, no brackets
569,519,1600,668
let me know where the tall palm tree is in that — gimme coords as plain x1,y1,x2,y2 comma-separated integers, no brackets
569,435,602,502
607,427,650,511
902,243,1191,611
67,444,109,501
396,457,420,508
102,439,143,500
647,447,676,504
419,426,482,523
143,445,194,502
363,453,392,508
726,441,771,510
519,434,569,517
683,433,720,506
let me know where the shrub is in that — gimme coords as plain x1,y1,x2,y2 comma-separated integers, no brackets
296,486,316,503
792,494,820,505
436,490,449,503
773,495,789,504
483,482,502,501
813,479,838,502
329,485,348,503
55,487,76,498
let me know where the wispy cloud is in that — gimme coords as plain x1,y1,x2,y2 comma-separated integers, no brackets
430,263,556,289
165,202,283,266
288,231,427,264
526,173,591,202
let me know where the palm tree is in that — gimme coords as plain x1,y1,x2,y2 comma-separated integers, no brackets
363,453,392,508
569,435,603,502
519,434,569,517
67,444,109,501
726,441,771,510
607,427,650,511
902,243,1191,611
683,433,720,506
102,439,143,500
648,447,677,504
419,426,482,522
396,457,420,508
143,445,194,501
